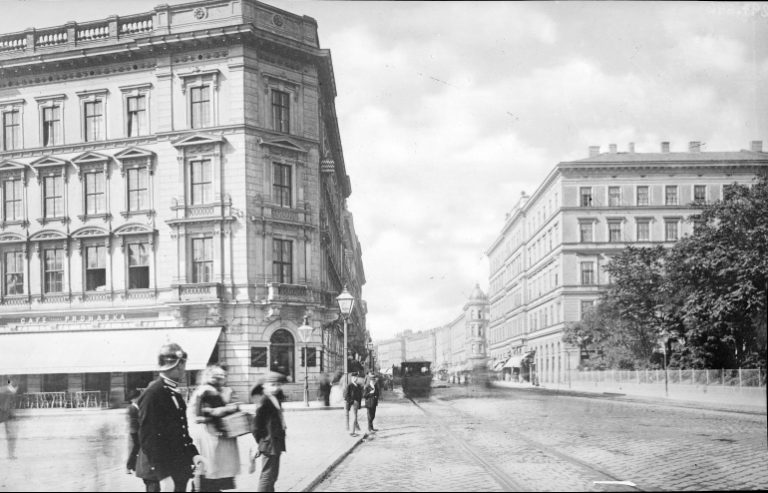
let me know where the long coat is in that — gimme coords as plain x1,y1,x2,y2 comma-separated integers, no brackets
135,377,199,481
253,395,286,456
363,382,380,409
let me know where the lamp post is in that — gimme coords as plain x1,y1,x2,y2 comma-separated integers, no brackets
336,285,355,386
655,305,669,398
298,317,315,408
367,341,375,372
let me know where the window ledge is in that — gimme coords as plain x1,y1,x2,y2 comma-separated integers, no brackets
78,213,112,222
36,216,69,225
0,220,29,229
120,210,155,218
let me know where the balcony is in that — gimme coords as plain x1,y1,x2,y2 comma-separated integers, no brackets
174,283,223,302
267,283,308,303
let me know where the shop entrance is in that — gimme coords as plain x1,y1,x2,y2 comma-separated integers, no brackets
270,329,295,382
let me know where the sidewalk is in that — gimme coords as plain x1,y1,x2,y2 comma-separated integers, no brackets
490,380,767,414
3,399,368,492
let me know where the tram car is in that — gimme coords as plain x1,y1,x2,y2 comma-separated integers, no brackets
400,360,433,397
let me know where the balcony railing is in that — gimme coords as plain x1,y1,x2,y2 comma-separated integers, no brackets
175,282,223,302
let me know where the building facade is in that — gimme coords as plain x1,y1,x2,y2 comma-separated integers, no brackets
486,141,768,384
0,0,367,403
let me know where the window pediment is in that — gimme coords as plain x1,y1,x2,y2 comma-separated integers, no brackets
29,156,70,180
0,232,25,243
178,69,220,93
29,229,67,242
71,226,109,239
72,151,111,177
114,223,154,236
260,137,307,154
0,159,28,175
172,133,226,148
114,147,155,176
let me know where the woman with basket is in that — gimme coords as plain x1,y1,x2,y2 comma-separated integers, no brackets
188,365,246,492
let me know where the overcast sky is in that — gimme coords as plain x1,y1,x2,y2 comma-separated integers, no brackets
1,1,766,341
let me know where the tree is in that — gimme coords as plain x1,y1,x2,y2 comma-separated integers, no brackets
666,173,768,370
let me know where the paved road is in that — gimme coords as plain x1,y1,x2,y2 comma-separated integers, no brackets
314,386,768,492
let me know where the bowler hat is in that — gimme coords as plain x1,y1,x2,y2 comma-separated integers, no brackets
158,342,188,371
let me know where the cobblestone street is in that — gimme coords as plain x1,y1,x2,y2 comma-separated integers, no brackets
315,386,768,492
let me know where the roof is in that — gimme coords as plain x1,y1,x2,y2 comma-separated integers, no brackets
567,150,768,165
468,284,488,302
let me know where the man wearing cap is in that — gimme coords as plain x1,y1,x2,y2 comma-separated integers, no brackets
252,371,287,492
344,373,363,437
135,343,201,492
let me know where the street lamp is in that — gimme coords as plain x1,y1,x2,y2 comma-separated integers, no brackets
298,316,315,408
336,285,355,385
367,341,375,372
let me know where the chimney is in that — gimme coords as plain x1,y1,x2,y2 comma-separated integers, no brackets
628,142,635,153
751,140,763,152
609,143,617,153
661,141,670,153
588,146,600,157
688,141,701,152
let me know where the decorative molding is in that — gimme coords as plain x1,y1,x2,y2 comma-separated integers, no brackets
0,232,25,243
114,223,155,236
172,132,226,148
29,229,67,242
259,137,307,154
70,226,109,239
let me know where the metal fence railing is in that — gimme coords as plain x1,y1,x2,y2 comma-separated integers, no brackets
566,368,766,387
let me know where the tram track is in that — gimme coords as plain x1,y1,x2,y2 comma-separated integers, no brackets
407,395,653,492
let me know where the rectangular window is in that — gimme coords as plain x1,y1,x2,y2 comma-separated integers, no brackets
637,186,649,206
128,242,150,289
273,163,292,207
2,110,20,151
665,185,678,205
636,220,650,242
84,101,104,142
42,373,67,393
272,239,292,284
271,90,290,133
665,220,679,241
43,247,64,293
580,187,592,207
189,159,212,205
192,237,213,283
190,86,211,129
43,175,64,218
608,221,622,242
579,222,593,243
580,300,594,320
3,178,22,222
84,372,110,393
127,168,149,212
85,245,106,291
608,186,621,206
126,95,147,137
42,106,61,147
84,172,106,215
301,347,317,367
4,250,24,295
580,261,595,285
250,347,268,367
693,185,706,204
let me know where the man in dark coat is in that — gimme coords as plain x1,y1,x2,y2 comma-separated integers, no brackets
135,343,201,492
344,373,363,437
363,372,380,433
253,371,287,492
126,389,141,473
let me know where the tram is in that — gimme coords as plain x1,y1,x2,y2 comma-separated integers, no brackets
400,360,432,397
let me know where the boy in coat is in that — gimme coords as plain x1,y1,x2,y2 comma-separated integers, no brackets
344,373,363,437
253,371,287,492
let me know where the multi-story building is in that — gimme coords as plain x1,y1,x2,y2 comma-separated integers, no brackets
487,141,768,384
0,0,367,403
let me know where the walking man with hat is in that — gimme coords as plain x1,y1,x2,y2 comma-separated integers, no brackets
252,371,287,492
135,343,202,492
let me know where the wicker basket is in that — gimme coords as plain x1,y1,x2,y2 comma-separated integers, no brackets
220,411,252,438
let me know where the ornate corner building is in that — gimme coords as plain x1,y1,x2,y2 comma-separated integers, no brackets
0,0,367,402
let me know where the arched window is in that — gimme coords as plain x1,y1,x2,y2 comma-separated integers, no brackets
270,329,295,382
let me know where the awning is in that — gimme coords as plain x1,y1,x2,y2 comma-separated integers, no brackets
503,351,535,369
0,327,221,375
492,360,506,372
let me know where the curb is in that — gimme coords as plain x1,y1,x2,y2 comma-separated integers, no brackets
294,434,366,492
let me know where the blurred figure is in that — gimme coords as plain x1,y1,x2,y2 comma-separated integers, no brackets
0,378,19,460
188,365,241,492
318,374,331,407
344,373,363,437
363,372,380,433
126,389,141,473
252,371,287,492
135,343,202,492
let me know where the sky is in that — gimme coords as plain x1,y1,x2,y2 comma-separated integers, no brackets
1,1,766,341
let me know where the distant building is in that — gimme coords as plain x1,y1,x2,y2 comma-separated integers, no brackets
0,0,367,403
486,141,768,384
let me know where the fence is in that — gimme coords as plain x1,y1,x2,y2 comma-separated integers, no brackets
569,368,766,387
15,390,109,409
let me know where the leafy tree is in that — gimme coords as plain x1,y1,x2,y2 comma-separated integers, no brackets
666,173,768,370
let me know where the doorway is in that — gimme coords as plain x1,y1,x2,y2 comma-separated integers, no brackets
270,329,295,382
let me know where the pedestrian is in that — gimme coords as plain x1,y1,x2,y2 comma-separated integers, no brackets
0,378,19,460
188,365,241,492
252,371,287,492
363,372,380,433
344,373,363,437
126,389,141,474
319,373,331,406
135,343,202,493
